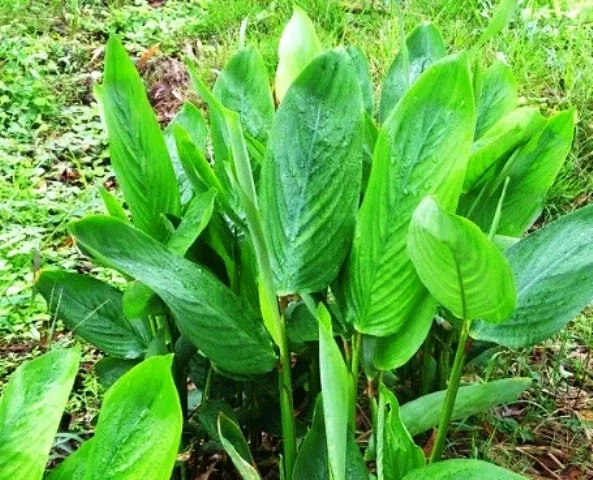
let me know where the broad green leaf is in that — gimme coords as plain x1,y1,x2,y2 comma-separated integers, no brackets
379,23,446,122
95,36,179,241
98,186,128,221
339,53,474,336
472,204,593,347
122,281,166,319
167,189,216,256
165,102,208,206
475,60,518,139
218,413,261,480
463,107,545,191
346,45,374,116
471,109,576,236
0,348,79,480
472,0,519,52
286,300,318,344
318,304,349,480
214,46,274,145
261,49,363,294
377,385,424,480
402,459,525,479
275,5,322,102
293,396,368,480
95,357,139,389
37,270,147,358
69,216,277,375
407,197,516,322
83,355,182,480
400,378,531,436
47,439,93,480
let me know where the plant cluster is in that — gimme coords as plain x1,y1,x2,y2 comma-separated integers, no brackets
2,1,593,479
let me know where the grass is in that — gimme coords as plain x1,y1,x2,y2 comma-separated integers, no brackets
1,0,592,477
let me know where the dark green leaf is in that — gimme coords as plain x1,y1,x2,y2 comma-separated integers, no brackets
261,49,363,294
0,348,79,480
95,357,139,389
218,413,261,479
95,36,179,240
69,216,277,375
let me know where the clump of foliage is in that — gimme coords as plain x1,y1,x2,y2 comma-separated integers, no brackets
2,1,593,478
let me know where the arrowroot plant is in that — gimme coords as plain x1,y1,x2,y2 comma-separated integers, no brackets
5,0,593,478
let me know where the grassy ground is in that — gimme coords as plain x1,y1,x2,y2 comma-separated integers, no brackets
1,0,592,477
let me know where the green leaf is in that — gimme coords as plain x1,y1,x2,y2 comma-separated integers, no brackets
37,270,147,358
167,189,216,256
165,102,209,206
261,49,363,294
473,0,519,52
95,36,179,241
346,45,374,116
286,300,318,345
275,5,322,102
463,107,545,191
293,396,369,480
339,53,474,336
214,46,274,145
377,385,424,480
82,355,182,479
218,413,261,480
69,216,277,375
400,378,531,436
95,357,139,389
407,196,516,322
318,304,350,480
0,348,79,480
379,23,446,122
98,186,128,221
472,109,576,237
47,439,93,480
471,204,593,347
475,60,518,139
122,281,166,319
362,112,379,194
402,459,525,479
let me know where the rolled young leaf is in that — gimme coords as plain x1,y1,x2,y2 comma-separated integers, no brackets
402,459,525,479
339,53,475,336
0,348,80,480
475,60,518,138
471,204,593,347
261,49,363,294
400,378,531,436
95,36,180,241
407,196,516,322
379,22,446,122
318,304,350,480
82,355,182,480
275,5,322,102
69,216,277,375
37,270,148,358
98,186,128,221
218,413,261,480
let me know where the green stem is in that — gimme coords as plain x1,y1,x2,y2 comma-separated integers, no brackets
421,332,434,396
429,319,471,463
202,363,214,408
278,332,297,478
350,332,362,427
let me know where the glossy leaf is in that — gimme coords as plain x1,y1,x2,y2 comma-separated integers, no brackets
472,204,593,347
407,197,516,322
37,270,147,358
0,348,79,480
400,378,531,436
47,439,93,480
69,216,277,375
218,413,261,480
275,5,322,102
346,45,374,116
318,304,349,480
261,49,363,294
475,60,517,138
165,102,208,206
214,46,274,144
82,355,182,479
377,385,424,480
339,53,474,336
463,107,545,191
293,396,368,479
95,36,179,241
402,459,525,479
379,23,446,122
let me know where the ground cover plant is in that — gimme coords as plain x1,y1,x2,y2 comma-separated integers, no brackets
1,0,593,478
